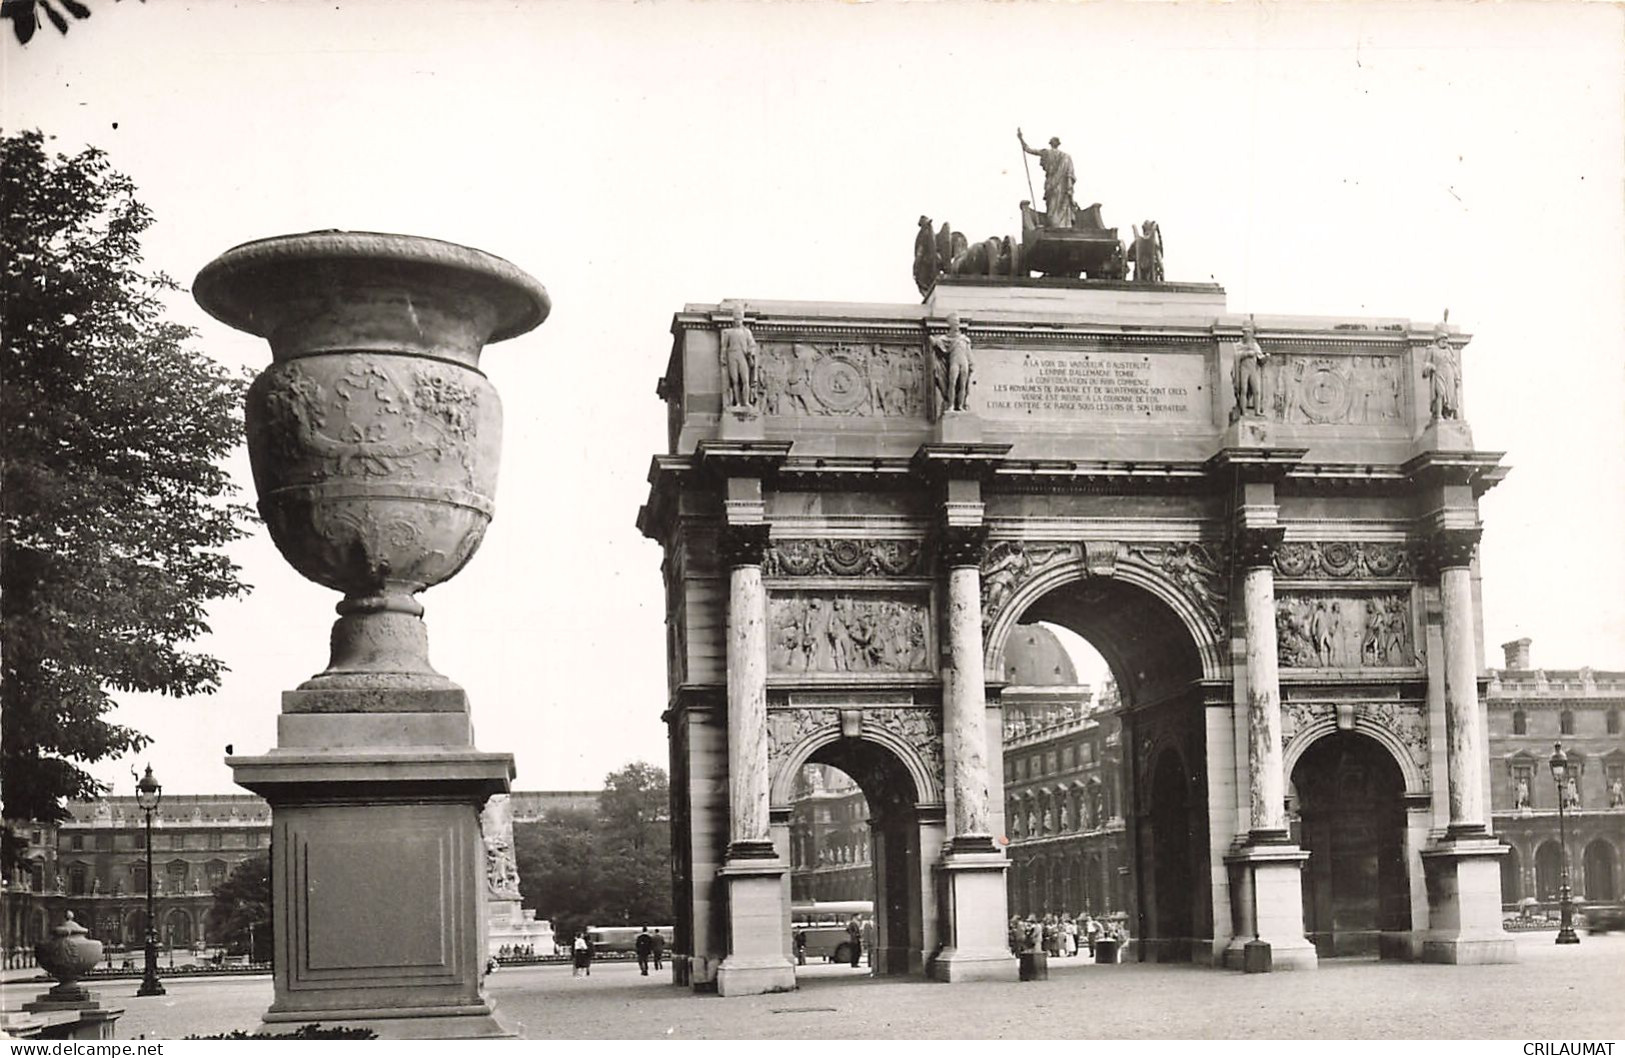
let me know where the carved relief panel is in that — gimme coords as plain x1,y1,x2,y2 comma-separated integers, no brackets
1260,351,1405,426
769,592,932,674
765,539,923,578
1275,590,1417,669
766,705,944,803
979,540,1227,641
1273,541,1411,580
756,342,929,418
1280,698,1430,785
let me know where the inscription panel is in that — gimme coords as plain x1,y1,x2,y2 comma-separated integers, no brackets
976,349,1209,423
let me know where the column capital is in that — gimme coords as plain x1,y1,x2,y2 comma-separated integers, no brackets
938,524,989,569
1234,525,1285,569
718,522,771,568
1420,527,1481,577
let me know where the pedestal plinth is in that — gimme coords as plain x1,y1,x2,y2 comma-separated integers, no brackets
715,859,796,997
930,850,1019,983
1420,837,1516,965
231,712,515,1039
1222,843,1318,971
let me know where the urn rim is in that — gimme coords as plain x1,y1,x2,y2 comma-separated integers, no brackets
193,230,551,344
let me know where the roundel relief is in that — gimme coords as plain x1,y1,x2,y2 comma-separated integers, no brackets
1296,362,1353,424
810,351,870,413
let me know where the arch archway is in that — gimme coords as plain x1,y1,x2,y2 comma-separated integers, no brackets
1500,843,1523,903
164,907,193,949
1535,840,1564,902
1291,732,1408,956
1582,840,1617,903
994,568,1212,961
785,735,927,977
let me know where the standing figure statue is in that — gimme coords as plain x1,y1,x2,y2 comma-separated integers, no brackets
1422,327,1460,421
931,311,974,415
1232,317,1268,421
1017,128,1076,229
913,215,940,296
1130,220,1164,283
719,301,758,410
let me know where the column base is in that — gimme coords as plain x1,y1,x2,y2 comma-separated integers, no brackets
716,858,796,997
1419,837,1516,965
930,851,1018,983
1223,842,1318,971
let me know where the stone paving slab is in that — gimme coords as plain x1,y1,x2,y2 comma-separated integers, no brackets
66,932,1625,1041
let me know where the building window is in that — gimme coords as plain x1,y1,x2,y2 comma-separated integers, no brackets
1062,746,1074,770
1608,709,1620,735
247,832,260,848
135,830,145,849
209,832,223,850
1029,755,1040,777
70,835,83,851
95,834,111,852
1512,710,1527,735
68,864,87,896
1560,710,1575,736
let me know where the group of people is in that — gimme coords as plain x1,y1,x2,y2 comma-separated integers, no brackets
1007,912,1124,958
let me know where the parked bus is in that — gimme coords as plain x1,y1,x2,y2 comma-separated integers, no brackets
790,900,873,964
583,925,674,955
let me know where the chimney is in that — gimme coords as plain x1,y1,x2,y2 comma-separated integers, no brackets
1501,638,1532,670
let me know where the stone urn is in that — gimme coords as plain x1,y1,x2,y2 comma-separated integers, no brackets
33,912,102,1005
194,232,550,691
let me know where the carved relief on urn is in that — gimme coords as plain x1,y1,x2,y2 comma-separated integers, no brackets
194,232,550,691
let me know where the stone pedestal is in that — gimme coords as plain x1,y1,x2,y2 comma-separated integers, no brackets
1420,838,1515,964
718,407,766,442
715,862,796,996
233,746,515,1039
931,853,1018,982
1222,844,1318,971
1222,418,1273,448
933,410,983,444
1415,419,1475,453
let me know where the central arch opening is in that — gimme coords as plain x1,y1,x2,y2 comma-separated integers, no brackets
997,572,1212,962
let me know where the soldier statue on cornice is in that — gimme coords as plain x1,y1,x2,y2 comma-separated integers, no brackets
719,301,758,410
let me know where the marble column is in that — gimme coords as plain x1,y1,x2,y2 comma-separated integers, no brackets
1240,530,1288,840
931,525,1017,983
715,521,795,996
1420,527,1514,964
945,561,993,845
723,523,773,858
1437,530,1487,835
1222,525,1317,971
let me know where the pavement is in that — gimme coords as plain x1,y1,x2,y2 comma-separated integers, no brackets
16,931,1623,1041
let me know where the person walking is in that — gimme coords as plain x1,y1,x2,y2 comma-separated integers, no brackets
793,928,808,966
1084,913,1101,956
651,929,665,971
634,926,654,976
860,915,877,975
845,914,863,968
571,932,592,978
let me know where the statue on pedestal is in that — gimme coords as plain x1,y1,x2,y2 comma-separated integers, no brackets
931,312,974,415
1232,317,1268,421
1422,325,1460,421
720,302,759,410
1130,220,1164,283
913,216,939,296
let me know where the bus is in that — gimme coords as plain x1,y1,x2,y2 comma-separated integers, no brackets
583,925,674,956
790,900,873,964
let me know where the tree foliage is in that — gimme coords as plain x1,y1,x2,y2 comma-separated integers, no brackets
1,129,252,825
1,0,133,47
514,762,672,941
206,853,270,960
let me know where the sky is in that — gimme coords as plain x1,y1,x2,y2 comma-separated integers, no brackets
6,0,1622,799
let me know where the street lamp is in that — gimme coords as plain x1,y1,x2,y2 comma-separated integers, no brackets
1547,742,1580,946
134,764,167,995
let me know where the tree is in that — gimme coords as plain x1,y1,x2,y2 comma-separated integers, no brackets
1,130,252,828
512,762,673,940
595,761,671,927
206,853,271,962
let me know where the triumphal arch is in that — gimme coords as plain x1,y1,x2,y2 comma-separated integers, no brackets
639,190,1511,993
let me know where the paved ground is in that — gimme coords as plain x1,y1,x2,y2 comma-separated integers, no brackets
27,932,1624,1040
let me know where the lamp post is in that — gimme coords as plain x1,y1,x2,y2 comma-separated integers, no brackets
1547,742,1581,945
135,764,167,994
